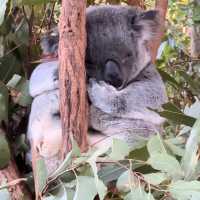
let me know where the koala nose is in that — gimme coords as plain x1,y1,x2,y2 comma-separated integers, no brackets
104,60,123,88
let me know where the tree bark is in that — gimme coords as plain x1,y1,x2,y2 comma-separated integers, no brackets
149,0,168,63
58,0,88,158
0,160,31,200
0,130,31,200
191,0,200,58
128,0,145,9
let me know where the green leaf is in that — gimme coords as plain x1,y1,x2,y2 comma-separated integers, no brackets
162,102,183,114
184,100,200,119
49,150,73,180
164,139,185,157
0,54,21,83
181,119,200,180
35,157,48,193
147,135,166,156
7,74,32,106
158,69,179,88
159,110,196,127
0,81,8,123
0,0,8,26
0,132,11,169
147,153,183,178
73,176,98,200
98,163,126,184
169,180,200,200
110,138,130,160
87,146,109,200
125,188,155,200
87,160,107,200
143,173,167,185
178,70,200,95
0,187,10,200
22,0,51,5
116,170,138,193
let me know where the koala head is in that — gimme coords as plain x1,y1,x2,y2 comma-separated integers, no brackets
86,6,160,89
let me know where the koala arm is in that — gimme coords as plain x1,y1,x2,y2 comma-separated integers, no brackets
88,64,168,125
29,61,59,97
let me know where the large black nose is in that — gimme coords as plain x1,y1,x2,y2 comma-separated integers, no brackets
104,60,123,88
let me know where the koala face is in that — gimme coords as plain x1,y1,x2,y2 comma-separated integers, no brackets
86,6,159,89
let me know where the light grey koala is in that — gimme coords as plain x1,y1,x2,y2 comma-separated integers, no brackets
28,5,167,156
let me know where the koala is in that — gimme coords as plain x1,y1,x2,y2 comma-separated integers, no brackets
27,5,167,160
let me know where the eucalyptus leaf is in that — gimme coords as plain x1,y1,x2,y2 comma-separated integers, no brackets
143,173,167,185
147,135,166,156
7,74,32,106
116,170,138,193
110,138,130,160
73,176,97,200
0,0,8,26
181,119,200,180
125,188,155,200
36,157,48,193
0,81,8,123
147,153,183,178
0,187,10,200
0,132,11,169
169,180,200,200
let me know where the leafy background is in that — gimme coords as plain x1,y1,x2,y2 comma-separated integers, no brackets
1,0,200,199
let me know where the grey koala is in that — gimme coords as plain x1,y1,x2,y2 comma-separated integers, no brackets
28,5,167,157
86,6,167,147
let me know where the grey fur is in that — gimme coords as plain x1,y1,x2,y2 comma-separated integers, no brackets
28,5,167,153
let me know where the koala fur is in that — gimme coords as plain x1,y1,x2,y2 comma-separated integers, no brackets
28,5,167,157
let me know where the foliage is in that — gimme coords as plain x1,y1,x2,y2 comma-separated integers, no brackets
0,0,200,199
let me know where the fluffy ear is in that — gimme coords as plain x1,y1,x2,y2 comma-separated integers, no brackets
132,10,160,41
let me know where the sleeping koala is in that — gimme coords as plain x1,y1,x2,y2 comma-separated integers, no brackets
28,5,167,160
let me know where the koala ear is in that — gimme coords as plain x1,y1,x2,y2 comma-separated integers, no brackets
132,10,160,41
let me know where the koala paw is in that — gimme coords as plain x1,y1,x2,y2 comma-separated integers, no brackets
88,79,117,113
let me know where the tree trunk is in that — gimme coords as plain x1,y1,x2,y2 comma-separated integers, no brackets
0,160,31,200
0,130,31,200
191,0,200,58
58,0,88,158
149,0,168,63
128,0,145,9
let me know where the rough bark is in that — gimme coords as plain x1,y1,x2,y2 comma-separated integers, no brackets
0,130,31,200
128,0,145,9
150,0,168,63
191,0,200,58
58,0,88,158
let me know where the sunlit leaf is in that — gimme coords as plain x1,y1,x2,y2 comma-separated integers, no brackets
110,138,130,160
181,119,200,180
0,131,10,169
0,0,8,26
169,180,200,200
73,176,97,200
143,173,167,185
0,81,8,123
147,153,183,178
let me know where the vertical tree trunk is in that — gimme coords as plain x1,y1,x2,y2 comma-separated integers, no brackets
191,0,200,58
0,130,31,200
128,0,145,9
58,0,88,158
149,0,168,62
